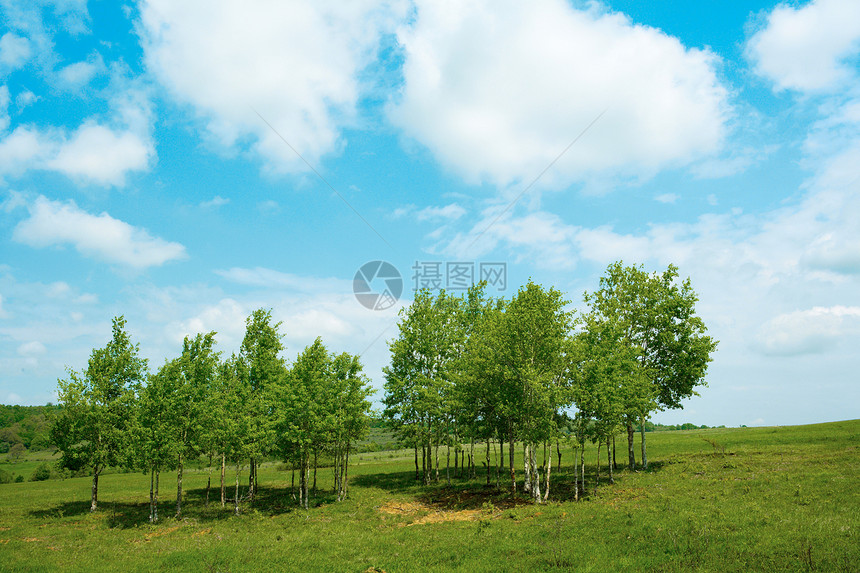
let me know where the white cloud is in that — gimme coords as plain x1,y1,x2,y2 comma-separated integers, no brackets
15,89,39,112
12,195,187,269
215,266,352,294
0,126,53,176
655,193,679,204
47,122,152,186
17,341,47,356
0,32,31,71
416,203,466,221
390,0,729,189
57,52,105,90
0,85,155,187
437,207,578,269
747,0,860,92
138,0,405,173
0,85,9,132
257,199,280,214
757,306,860,355
200,195,230,208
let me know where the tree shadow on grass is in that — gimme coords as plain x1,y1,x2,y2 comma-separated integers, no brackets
352,460,670,508
28,483,336,529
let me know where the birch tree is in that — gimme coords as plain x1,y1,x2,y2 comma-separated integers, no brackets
239,309,285,499
583,262,717,469
382,290,461,485
171,332,219,517
52,316,147,512
134,364,180,522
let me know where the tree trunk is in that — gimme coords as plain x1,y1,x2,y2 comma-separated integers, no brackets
90,467,100,512
523,444,531,493
344,444,350,499
176,452,183,518
149,468,156,523
446,444,451,486
434,441,440,483
300,454,306,509
414,445,419,481
627,421,636,470
454,445,459,477
494,440,500,488
640,416,648,469
612,435,617,470
581,445,586,497
313,450,318,498
529,444,541,502
206,453,213,506
543,444,552,503
248,458,255,502
234,463,240,515
500,439,505,472
486,437,491,485
596,442,601,491
607,436,614,484
304,460,310,509
509,433,516,494
470,439,476,479
220,453,226,507
556,438,562,471
543,441,547,473
574,446,579,501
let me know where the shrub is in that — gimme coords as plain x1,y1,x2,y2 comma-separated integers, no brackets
0,468,13,484
30,462,55,482
14,474,24,483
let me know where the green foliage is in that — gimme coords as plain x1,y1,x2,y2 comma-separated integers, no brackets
6,442,25,463
0,404,60,451
51,316,148,510
29,462,55,482
583,261,718,413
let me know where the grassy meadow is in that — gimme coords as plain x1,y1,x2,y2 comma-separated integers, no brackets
0,420,857,572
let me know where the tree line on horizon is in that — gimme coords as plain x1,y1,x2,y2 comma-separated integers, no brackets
51,310,373,522
382,261,718,503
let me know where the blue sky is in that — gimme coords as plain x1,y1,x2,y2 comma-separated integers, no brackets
1,0,859,427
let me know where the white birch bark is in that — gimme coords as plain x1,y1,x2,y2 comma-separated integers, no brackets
543,447,552,503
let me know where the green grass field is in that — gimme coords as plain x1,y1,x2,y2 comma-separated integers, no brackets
1,420,857,572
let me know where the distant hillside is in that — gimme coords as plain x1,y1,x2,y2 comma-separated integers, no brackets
0,404,60,453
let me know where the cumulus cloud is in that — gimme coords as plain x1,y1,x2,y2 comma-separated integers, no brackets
47,122,152,185
389,0,729,189
0,87,155,186
200,195,230,208
138,0,405,173
12,196,187,269
747,0,860,92
757,306,860,355
0,32,31,71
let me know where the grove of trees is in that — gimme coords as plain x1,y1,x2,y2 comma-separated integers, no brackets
383,261,717,503
52,311,373,520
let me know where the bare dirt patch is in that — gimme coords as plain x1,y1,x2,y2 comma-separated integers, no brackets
378,499,486,526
